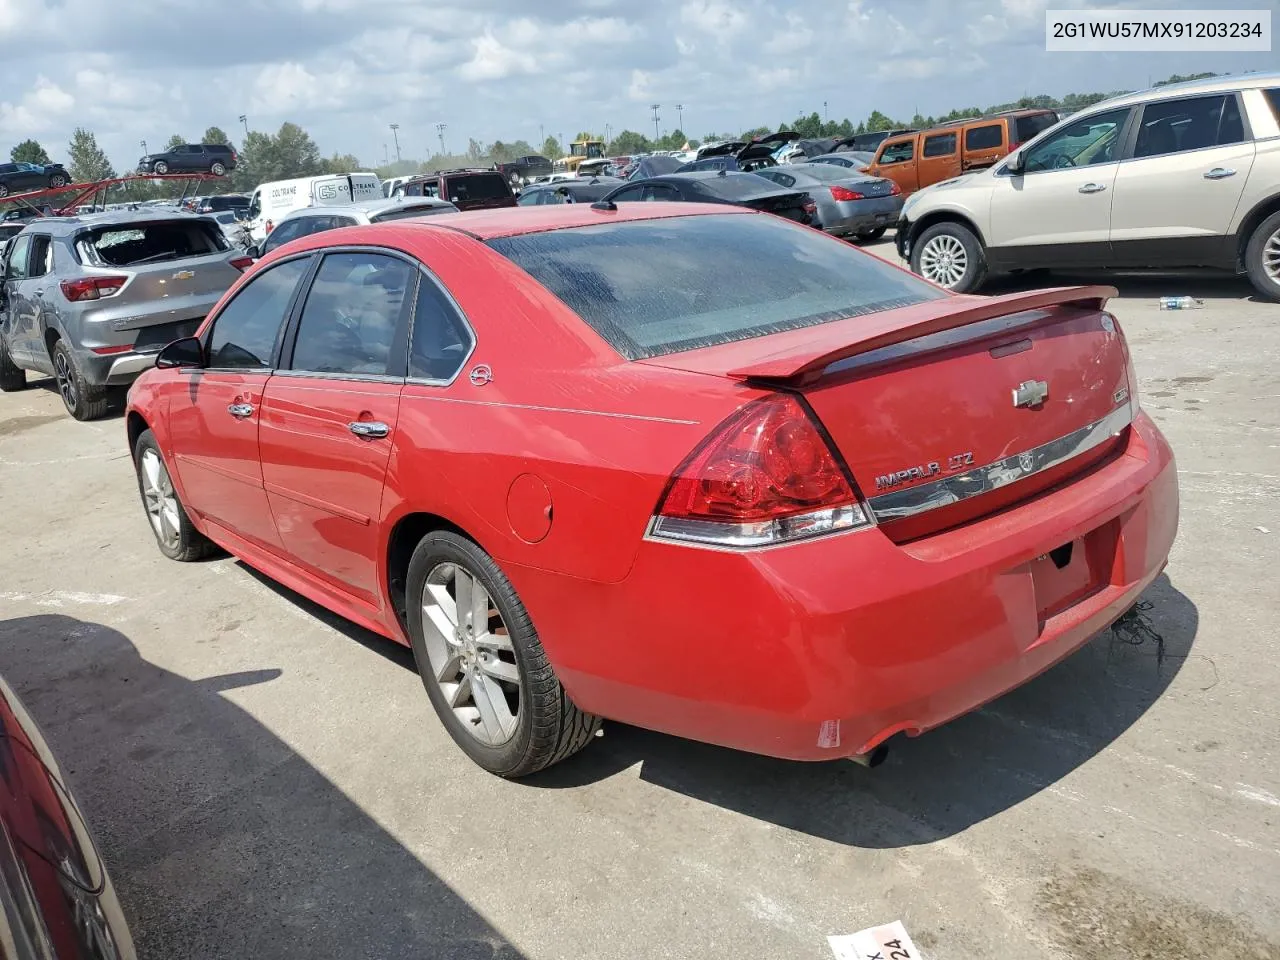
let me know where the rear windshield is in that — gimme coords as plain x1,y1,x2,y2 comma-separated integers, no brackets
1015,112,1059,143
370,204,457,222
487,214,944,360
693,174,787,201
80,220,227,267
446,174,511,202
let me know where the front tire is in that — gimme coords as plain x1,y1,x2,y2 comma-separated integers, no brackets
133,429,216,561
406,531,600,777
48,173,68,188
1244,210,1280,302
0,184,9,198
153,160,169,175
51,338,108,421
0,335,27,391
856,226,887,242
910,221,988,292
210,161,227,176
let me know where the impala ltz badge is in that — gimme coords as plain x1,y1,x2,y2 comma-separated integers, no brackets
1012,379,1049,408
875,461,941,491
468,364,493,387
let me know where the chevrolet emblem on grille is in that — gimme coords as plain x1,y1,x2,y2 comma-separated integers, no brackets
1012,379,1049,408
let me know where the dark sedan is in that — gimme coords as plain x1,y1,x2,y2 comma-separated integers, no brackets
517,178,623,205
753,163,902,241
601,171,816,226
0,162,71,198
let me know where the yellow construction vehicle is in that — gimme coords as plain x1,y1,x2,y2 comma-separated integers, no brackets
553,138,607,174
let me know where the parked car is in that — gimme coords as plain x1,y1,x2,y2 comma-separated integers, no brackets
0,669,138,958
137,143,238,177
0,161,71,198
393,170,517,211
803,151,876,170
211,210,251,247
0,211,252,419
245,173,383,242
196,194,250,216
688,132,797,172
625,156,683,181
494,155,553,188
752,163,902,240
896,72,1280,298
865,110,1059,195
125,203,1177,777
516,179,623,205
254,196,460,257
602,171,817,226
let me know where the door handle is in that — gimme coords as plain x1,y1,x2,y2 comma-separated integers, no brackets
1078,182,1107,194
1203,167,1236,180
348,421,389,438
227,402,254,418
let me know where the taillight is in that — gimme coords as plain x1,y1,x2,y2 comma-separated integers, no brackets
651,394,870,548
888,181,902,196
89,344,132,355
803,198,818,214
830,185,864,202
1107,311,1140,413
1009,141,1022,152
60,276,127,301
265,220,274,234
229,256,254,271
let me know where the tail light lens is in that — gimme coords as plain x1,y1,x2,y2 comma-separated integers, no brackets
1108,311,1140,413
830,185,864,202
802,198,818,215
229,256,254,271
60,276,127,301
888,181,902,196
265,220,274,234
651,394,870,548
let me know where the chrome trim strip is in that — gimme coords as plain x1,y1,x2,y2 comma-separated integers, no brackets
866,404,1133,521
395,393,699,425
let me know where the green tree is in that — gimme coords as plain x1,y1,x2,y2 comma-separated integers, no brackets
573,131,603,144
165,133,186,150
321,152,365,174
864,110,902,132
66,128,115,183
11,139,52,165
607,130,651,155
541,135,563,159
202,126,231,146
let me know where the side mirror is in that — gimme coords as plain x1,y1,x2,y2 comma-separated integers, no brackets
245,242,261,259
155,336,204,370
1006,150,1025,175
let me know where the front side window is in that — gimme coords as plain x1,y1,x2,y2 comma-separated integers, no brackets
1021,107,1130,173
923,133,957,157
206,257,310,369
878,140,914,164
964,124,1004,150
408,275,474,381
608,185,646,202
488,214,944,361
1133,94,1245,158
263,217,314,254
290,252,414,376
3,235,31,280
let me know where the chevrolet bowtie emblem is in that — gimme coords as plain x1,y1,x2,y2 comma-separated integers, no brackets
172,270,195,280
1012,380,1049,408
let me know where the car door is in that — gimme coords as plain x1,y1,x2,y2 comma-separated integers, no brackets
257,250,414,604
166,255,313,553
1108,92,1255,268
987,105,1134,267
961,121,1006,170
0,235,32,362
8,235,52,367
870,137,918,194
918,131,961,188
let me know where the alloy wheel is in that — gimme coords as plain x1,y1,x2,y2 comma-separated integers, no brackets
139,449,181,549
1263,227,1280,285
919,234,968,288
53,350,77,410
420,562,521,746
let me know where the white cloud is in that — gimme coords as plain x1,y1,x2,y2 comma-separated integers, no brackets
680,0,746,34
0,76,74,135
458,34,540,81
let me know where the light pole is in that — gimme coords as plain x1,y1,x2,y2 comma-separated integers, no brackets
238,115,249,138
650,104,661,142
140,140,147,154
604,123,612,146
539,123,545,145
389,124,401,164
676,103,684,132
383,144,389,165
435,122,447,156
823,101,828,122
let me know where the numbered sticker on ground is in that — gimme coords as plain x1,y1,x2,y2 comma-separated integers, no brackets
828,920,923,960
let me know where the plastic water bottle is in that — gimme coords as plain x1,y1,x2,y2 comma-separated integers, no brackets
1158,296,1204,310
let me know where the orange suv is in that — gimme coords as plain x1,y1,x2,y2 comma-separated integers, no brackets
863,109,1058,196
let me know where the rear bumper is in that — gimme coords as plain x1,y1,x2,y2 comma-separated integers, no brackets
524,411,1178,761
823,197,904,236
894,217,912,258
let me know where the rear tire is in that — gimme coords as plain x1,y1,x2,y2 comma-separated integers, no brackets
133,429,216,561
210,161,227,177
0,184,9,198
856,226,887,242
910,221,988,293
1244,210,1280,302
406,531,601,777
51,338,108,421
153,160,169,175
48,174,68,189
0,336,27,391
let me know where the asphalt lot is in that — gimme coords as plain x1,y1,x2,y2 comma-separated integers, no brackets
1,240,1277,960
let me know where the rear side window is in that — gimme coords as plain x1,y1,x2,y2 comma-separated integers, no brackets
207,257,310,369
445,174,511,202
487,214,945,361
82,221,227,267
923,133,957,157
1266,89,1280,124
1015,113,1058,143
1134,94,1245,158
26,236,52,278
409,275,473,381
964,124,1004,150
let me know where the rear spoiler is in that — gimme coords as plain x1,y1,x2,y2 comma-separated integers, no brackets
726,285,1117,382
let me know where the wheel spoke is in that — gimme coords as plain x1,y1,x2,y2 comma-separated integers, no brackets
479,656,519,684
475,629,513,653
436,649,464,684
142,453,161,490
470,673,515,740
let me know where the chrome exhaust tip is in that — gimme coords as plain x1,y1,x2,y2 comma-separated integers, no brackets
848,744,889,768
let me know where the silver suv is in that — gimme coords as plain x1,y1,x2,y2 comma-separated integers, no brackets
0,211,249,419
895,71,1280,299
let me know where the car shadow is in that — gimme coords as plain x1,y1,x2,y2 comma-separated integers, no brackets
527,573,1198,849
27,375,129,418
982,270,1260,302
0,614,524,960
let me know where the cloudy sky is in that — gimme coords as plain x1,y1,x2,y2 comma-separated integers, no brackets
0,0,1272,169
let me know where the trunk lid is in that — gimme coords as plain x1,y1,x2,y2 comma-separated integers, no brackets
743,189,810,223
642,286,1132,540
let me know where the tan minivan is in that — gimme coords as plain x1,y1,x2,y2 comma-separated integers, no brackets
864,109,1059,195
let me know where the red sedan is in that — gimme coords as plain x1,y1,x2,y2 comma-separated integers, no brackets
125,203,1178,776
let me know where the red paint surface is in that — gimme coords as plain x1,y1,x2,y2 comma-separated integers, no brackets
128,205,1179,762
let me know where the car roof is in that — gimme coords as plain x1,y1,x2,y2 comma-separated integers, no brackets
279,197,455,222
1084,69,1280,112
8,209,212,235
